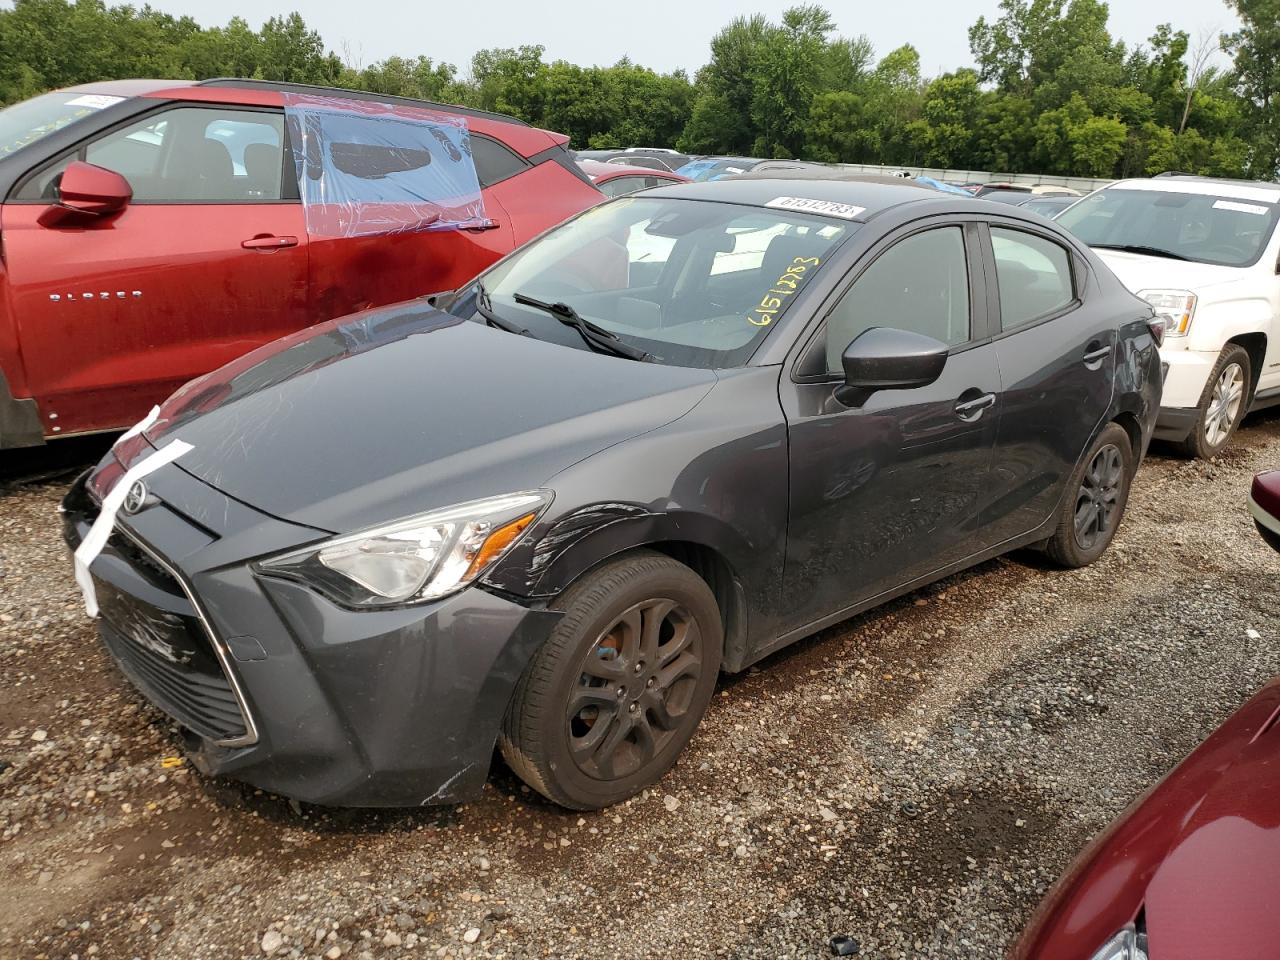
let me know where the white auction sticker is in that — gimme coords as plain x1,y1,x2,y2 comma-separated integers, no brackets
1213,199,1271,216
73,439,192,617
766,196,866,220
65,94,125,110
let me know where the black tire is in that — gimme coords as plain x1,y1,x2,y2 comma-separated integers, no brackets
1178,344,1251,459
1045,422,1135,568
500,550,723,810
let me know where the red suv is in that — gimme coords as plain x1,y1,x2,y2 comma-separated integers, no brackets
0,79,602,447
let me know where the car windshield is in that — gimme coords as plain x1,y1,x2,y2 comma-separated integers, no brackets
457,196,854,368
0,91,125,159
1058,186,1280,268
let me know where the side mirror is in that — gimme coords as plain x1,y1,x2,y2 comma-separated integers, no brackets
38,161,132,228
834,327,950,407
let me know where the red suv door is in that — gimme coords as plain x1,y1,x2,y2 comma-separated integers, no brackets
2,103,308,437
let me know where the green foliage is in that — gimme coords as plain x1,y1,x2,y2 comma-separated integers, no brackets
0,0,1272,180
1223,0,1280,177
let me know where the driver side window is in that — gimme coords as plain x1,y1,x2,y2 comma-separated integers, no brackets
823,227,971,375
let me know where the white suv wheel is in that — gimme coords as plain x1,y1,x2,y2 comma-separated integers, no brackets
1205,361,1245,449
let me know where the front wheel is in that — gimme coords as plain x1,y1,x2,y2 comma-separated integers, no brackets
1179,345,1251,459
500,550,723,810
1045,422,1135,568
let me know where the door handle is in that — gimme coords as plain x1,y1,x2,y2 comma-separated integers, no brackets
241,235,298,250
1083,341,1111,367
462,219,500,233
954,392,997,420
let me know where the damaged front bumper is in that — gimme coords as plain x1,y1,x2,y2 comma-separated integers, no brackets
62,465,560,807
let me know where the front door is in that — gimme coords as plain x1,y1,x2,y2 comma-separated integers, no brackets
2,103,308,436
980,223,1117,545
779,223,1001,632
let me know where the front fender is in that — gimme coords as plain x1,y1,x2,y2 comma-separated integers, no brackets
1186,297,1272,354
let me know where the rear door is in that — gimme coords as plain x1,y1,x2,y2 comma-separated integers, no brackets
779,220,1001,631
3,103,307,436
980,221,1116,545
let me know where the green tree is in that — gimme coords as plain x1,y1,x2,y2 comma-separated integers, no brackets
1223,0,1280,177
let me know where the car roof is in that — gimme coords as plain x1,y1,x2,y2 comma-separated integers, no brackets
1107,176,1280,203
59,77,529,127
577,159,685,182
643,177,960,221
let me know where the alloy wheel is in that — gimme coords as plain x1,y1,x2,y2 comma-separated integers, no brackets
568,598,704,781
1074,443,1124,550
1204,362,1245,450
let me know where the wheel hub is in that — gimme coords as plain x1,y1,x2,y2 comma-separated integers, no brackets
1073,443,1124,550
567,597,704,781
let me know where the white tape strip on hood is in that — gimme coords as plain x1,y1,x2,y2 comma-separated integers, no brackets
114,405,159,448
73,439,193,617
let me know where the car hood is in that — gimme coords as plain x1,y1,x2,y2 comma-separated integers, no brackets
145,302,716,534
1142,696,1280,959
1012,677,1280,960
1093,248,1244,295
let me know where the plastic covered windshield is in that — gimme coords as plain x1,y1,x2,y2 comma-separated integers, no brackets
283,94,487,237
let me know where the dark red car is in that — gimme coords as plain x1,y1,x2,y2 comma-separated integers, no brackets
1249,470,1280,552
575,158,689,198
0,79,602,447
1013,672,1280,959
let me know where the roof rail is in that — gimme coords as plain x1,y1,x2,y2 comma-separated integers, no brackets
195,78,530,127
1153,171,1196,178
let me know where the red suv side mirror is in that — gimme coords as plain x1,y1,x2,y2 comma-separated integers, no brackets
38,161,132,228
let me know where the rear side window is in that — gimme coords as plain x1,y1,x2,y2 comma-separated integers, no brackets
990,228,1075,330
598,176,656,199
470,135,527,187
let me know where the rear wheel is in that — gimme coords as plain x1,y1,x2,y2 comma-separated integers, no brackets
1046,422,1134,568
1179,345,1251,459
500,550,723,810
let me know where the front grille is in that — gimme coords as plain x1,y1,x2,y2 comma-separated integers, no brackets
100,617,247,741
65,470,252,744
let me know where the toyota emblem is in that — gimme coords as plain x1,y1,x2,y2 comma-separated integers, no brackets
122,480,148,515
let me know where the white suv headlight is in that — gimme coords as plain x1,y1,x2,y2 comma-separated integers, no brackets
259,491,551,607
1089,924,1149,960
1138,289,1197,337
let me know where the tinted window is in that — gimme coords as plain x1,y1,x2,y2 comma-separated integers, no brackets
470,135,526,187
18,108,285,202
1056,185,1280,267
990,228,1074,330
824,227,970,374
598,176,652,198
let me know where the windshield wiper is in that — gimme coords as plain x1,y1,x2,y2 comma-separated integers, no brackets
512,293,652,362
1092,243,1192,262
475,282,530,336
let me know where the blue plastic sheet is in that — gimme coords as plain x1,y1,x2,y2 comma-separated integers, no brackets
283,94,488,237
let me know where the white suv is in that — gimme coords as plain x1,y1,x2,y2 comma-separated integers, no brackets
1057,175,1280,457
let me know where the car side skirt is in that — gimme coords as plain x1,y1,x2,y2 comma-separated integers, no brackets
750,518,1056,668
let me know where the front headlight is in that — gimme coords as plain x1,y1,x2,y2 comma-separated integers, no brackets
1089,924,1149,960
258,490,551,607
1138,289,1197,337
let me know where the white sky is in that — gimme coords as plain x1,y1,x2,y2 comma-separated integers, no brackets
6,0,1242,77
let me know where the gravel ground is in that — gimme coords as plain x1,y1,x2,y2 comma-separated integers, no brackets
2,417,1280,960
